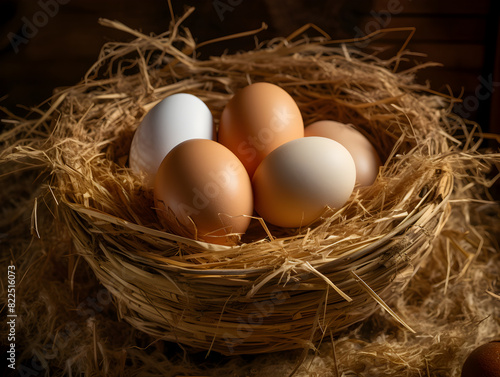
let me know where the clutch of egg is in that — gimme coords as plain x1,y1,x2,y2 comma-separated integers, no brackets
129,83,381,245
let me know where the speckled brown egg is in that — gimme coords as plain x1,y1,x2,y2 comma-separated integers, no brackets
461,341,500,377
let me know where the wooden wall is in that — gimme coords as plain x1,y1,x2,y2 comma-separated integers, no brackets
352,0,499,134
1,0,498,134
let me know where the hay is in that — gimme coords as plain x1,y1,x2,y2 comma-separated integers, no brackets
1,7,499,376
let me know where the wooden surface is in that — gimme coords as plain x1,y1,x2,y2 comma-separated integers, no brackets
0,0,498,133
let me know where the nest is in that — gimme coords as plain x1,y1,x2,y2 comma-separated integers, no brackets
2,10,498,360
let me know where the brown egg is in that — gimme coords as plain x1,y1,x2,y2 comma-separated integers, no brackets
304,120,381,186
218,82,304,177
154,139,253,245
461,341,500,377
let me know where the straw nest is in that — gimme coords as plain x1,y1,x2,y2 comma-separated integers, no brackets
1,9,498,358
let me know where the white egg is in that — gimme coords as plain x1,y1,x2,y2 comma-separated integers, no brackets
129,93,214,186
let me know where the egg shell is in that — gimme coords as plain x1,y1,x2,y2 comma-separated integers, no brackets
154,138,253,245
304,120,381,186
129,93,214,186
218,82,304,177
252,136,356,228
461,341,500,377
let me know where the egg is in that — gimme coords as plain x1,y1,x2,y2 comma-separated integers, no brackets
461,341,500,377
304,120,381,186
129,93,214,186
218,82,304,177
154,139,253,245
252,137,356,228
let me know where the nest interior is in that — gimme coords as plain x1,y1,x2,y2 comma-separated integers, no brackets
1,9,499,376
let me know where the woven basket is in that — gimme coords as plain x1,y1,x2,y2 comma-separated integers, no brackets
62,180,452,355
36,17,460,355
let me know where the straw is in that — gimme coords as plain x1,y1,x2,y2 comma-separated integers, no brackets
1,6,498,366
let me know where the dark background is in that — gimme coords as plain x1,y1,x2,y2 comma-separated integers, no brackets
1,0,499,134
